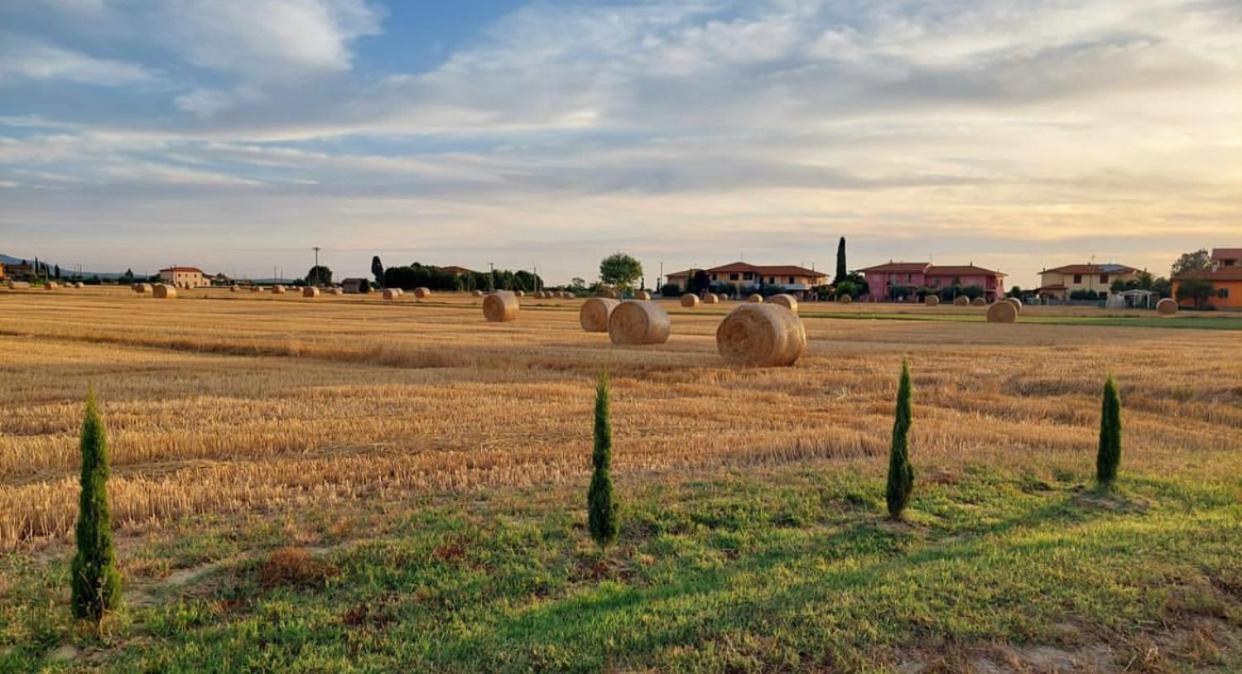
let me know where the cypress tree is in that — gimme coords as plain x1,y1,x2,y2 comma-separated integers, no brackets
835,237,847,285
886,361,915,519
588,371,618,549
71,389,121,621
1096,376,1122,487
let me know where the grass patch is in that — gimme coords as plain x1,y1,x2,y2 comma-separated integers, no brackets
3,463,1241,672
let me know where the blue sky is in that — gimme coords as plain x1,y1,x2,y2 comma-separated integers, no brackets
1,0,1240,285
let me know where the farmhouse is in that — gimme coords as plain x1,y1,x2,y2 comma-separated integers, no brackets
1035,263,1139,301
665,262,827,296
1172,248,1242,310
858,262,1006,302
158,266,210,288
341,278,369,293
439,265,476,275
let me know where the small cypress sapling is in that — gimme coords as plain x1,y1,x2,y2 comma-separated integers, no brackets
1096,376,1122,487
886,360,915,519
71,389,121,621
588,371,618,549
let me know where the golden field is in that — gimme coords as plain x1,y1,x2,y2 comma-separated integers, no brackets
1,286,1239,550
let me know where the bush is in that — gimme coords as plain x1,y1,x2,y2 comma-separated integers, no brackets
71,390,121,621
588,371,618,549
660,283,681,297
1096,377,1122,487
886,362,914,519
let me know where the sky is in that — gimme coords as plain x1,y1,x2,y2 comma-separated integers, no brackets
1,0,1240,287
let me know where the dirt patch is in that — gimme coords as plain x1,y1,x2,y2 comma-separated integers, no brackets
257,547,338,589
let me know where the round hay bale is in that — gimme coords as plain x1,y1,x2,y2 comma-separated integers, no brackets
132,283,149,294
987,301,1018,323
635,290,652,301
924,295,940,307
1156,297,1178,315
580,297,620,332
152,284,177,299
250,286,262,293
702,293,719,304
514,289,526,298
680,293,700,308
302,286,319,298
272,285,287,295
413,287,431,299
768,293,798,314
230,285,239,293
74,282,85,289
471,289,484,297
1004,297,1022,313
839,294,853,304
483,291,519,322
746,293,763,303
330,288,344,295
971,297,986,306
608,300,671,345
953,295,969,306
45,282,59,290
382,288,400,300
716,303,806,367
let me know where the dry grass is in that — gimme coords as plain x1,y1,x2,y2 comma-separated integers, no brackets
0,286,1238,549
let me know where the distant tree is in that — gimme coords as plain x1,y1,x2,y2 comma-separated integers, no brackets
886,361,914,519
588,371,618,550
835,237,847,285
371,256,385,288
54,264,61,279
570,277,587,291
1151,277,1172,299
121,269,134,283
690,270,712,295
844,271,869,296
1006,286,1023,298
305,265,332,286
1109,279,1128,293
836,280,858,299
71,390,121,622
1171,249,1212,278
599,253,643,290
1175,278,1214,307
1096,377,1122,487
1135,270,1155,290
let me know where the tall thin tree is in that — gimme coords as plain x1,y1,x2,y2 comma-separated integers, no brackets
71,389,121,621
886,361,915,519
371,256,385,289
834,237,847,285
1096,376,1122,487
588,371,618,549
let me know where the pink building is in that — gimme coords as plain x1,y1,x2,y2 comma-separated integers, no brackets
857,262,1006,302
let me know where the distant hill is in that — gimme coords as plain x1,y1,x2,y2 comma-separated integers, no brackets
0,253,126,279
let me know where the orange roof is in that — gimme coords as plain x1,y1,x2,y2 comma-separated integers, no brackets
926,264,1004,277
1040,263,1137,275
668,263,825,278
1175,268,1242,282
857,261,931,273
1211,248,1242,260
159,266,205,274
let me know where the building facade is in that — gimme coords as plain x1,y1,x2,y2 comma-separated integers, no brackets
1172,248,1242,310
665,262,827,296
158,266,210,288
1035,263,1139,300
857,262,1006,302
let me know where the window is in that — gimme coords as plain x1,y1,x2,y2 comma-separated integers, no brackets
788,276,795,284
729,273,739,281
1073,274,1082,283
767,277,775,284
1100,274,1108,283
743,272,753,280
1220,288,1230,299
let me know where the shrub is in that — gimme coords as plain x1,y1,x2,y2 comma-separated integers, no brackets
886,361,914,519
1096,377,1122,487
71,390,122,621
588,371,618,549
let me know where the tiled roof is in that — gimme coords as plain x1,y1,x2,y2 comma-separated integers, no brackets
1175,268,1242,281
1040,263,1137,275
926,265,1004,277
159,266,204,273
857,262,931,273
1211,248,1242,260
439,265,475,274
667,263,825,278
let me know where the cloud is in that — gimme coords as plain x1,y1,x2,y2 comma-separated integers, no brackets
0,36,158,86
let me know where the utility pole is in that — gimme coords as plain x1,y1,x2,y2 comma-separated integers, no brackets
312,246,320,286
488,262,495,291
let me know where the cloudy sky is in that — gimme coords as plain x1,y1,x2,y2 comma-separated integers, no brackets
2,0,1239,286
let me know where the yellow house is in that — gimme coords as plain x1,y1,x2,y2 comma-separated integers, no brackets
158,266,210,288
666,262,827,295
1036,263,1139,300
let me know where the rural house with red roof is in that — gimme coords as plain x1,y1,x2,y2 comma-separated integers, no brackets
1172,248,1242,309
1036,262,1140,301
857,261,1006,302
665,262,827,297
158,266,210,288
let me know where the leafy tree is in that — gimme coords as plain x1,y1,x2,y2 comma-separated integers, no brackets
55,264,61,279
588,371,618,549
1175,278,1214,307
836,280,858,299
689,270,712,295
1096,377,1122,487
1151,277,1172,299
1171,249,1211,277
121,269,134,283
570,277,587,291
1006,286,1023,298
599,253,643,290
1135,270,1155,290
371,256,385,288
305,265,332,286
835,237,847,285
886,361,915,519
71,390,121,621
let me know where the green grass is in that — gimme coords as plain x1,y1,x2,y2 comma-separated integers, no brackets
4,463,1242,673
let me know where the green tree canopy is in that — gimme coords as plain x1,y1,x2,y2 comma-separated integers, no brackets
306,265,333,286
1171,249,1212,277
599,253,643,290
